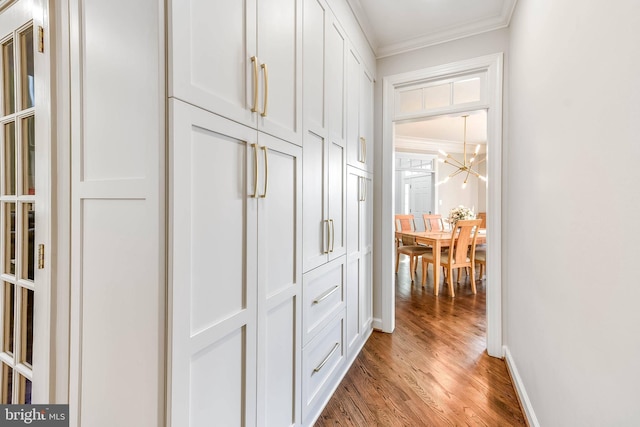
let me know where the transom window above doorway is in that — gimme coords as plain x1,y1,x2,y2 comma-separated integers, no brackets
395,72,486,118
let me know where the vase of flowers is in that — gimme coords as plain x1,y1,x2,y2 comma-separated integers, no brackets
448,205,475,229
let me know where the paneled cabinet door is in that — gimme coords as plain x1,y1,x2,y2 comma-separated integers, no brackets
170,0,302,145
360,69,375,170
170,100,258,427
169,0,257,129
345,168,362,352
255,133,302,426
256,0,303,145
345,168,373,354
346,48,361,168
360,173,374,332
302,131,346,272
346,47,374,171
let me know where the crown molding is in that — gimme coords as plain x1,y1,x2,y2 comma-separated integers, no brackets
345,0,379,52
376,0,518,59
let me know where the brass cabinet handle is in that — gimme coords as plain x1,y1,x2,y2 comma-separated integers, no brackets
363,137,367,163
261,63,269,117
251,56,259,113
360,176,365,202
363,177,367,202
313,343,340,374
260,146,268,198
313,285,339,304
329,219,335,252
323,220,330,254
251,143,259,198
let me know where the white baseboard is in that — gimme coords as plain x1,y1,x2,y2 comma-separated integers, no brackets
504,346,540,427
371,317,383,331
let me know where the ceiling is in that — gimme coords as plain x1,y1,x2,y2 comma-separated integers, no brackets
346,0,517,58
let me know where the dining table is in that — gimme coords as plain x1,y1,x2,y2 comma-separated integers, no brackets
395,228,486,296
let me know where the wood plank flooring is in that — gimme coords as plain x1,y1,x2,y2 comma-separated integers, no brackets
315,259,527,426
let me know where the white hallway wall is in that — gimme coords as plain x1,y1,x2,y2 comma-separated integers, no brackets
373,29,509,328
507,0,640,425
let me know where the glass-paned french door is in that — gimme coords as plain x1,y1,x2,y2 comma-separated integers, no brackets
0,7,36,405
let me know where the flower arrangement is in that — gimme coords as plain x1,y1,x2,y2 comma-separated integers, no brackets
448,205,475,227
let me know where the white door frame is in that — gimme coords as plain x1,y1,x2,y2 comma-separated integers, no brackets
381,53,503,357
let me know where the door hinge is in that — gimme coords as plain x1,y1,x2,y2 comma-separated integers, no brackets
38,26,44,53
38,244,45,269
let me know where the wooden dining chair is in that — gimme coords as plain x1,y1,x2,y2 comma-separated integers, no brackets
477,212,487,228
422,214,445,231
396,243,432,283
394,214,416,247
475,247,486,280
421,218,482,297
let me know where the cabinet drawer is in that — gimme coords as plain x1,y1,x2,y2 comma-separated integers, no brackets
303,257,345,344
302,312,345,420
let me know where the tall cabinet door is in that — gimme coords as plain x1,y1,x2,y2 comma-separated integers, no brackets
255,133,302,426
360,173,373,332
169,0,257,128
345,49,361,167
326,16,347,262
327,140,346,261
345,169,362,352
169,100,258,427
360,69,375,169
346,47,374,171
302,0,346,272
345,167,373,355
256,0,303,145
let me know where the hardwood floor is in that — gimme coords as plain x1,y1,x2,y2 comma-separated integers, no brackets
315,259,527,426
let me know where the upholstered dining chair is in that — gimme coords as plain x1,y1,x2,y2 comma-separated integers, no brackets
422,214,445,232
421,218,482,297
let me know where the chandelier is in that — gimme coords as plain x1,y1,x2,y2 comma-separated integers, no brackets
436,115,487,189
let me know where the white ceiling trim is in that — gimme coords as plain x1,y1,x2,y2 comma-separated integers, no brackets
344,0,380,54
350,0,518,59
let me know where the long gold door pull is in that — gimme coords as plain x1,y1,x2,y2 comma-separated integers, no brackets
329,219,335,252
362,137,367,163
323,220,331,254
251,143,259,198
260,146,268,198
261,63,269,117
251,57,259,113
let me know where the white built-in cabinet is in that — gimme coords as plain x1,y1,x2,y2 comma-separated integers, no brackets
169,0,303,424
170,0,302,145
167,0,374,425
169,100,302,426
302,0,347,273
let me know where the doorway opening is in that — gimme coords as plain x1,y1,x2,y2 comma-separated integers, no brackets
380,54,503,357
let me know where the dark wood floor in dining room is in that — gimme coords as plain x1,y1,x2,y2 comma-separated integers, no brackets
315,258,527,426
